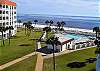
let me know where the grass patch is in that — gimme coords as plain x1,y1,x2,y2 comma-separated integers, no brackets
47,32,54,39
1,55,37,71
0,28,42,65
44,47,96,71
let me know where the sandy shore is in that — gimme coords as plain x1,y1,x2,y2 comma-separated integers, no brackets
32,24,94,33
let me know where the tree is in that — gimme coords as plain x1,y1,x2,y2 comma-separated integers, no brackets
45,20,49,27
49,20,53,28
46,36,60,71
7,26,14,45
23,22,28,35
43,27,51,39
61,21,65,30
57,21,61,30
0,27,7,46
27,21,32,36
93,27,99,39
34,20,38,26
33,20,38,32
93,27,100,54
17,20,22,27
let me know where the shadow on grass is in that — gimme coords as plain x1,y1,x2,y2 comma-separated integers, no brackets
95,48,100,54
10,36,20,39
85,58,97,63
67,62,86,68
67,58,97,68
17,30,20,32
90,68,96,71
37,46,59,54
19,44,32,46
29,39,40,42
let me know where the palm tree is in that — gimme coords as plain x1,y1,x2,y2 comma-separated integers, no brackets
57,21,61,30
27,21,32,36
93,27,100,54
23,22,28,35
49,20,53,28
93,27,99,39
7,26,14,45
45,20,49,27
93,27,100,71
46,36,60,71
34,20,38,27
17,20,22,27
43,27,51,39
0,27,7,46
60,21,65,31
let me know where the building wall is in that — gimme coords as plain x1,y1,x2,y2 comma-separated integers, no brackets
47,44,61,51
0,1,17,39
62,44,66,51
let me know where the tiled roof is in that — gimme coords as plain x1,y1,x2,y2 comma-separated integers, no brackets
0,0,16,6
61,38,74,45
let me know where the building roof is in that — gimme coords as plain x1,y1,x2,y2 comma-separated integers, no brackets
61,38,74,45
0,0,16,6
55,33,74,45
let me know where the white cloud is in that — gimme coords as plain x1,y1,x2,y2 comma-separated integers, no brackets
13,0,99,17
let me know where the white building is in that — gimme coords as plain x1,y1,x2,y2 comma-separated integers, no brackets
0,0,17,39
47,34,95,52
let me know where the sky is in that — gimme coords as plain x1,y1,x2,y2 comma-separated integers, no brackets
12,0,99,17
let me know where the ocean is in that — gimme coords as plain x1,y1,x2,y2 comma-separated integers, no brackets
17,14,100,30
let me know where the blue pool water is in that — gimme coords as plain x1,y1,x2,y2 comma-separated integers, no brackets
64,34,84,40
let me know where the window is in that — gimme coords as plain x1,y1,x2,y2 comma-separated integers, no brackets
3,17,5,20
6,17,9,20
14,7,16,9
0,10,2,14
0,17,2,20
3,11,5,14
6,22,9,25
6,11,8,14
3,22,5,26
10,22,11,25
0,5,2,8
6,5,8,8
4,34,6,37
3,5,5,8
14,12,16,14
0,23,2,27
10,6,11,9
14,21,16,23
12,6,13,9
14,16,16,19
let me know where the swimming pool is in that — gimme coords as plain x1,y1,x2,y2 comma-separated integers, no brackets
64,34,85,40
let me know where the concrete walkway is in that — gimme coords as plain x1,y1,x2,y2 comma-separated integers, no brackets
0,52,37,70
43,46,96,59
35,53,43,71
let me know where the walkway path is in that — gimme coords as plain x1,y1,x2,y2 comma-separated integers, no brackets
35,53,43,71
0,52,37,70
43,46,96,59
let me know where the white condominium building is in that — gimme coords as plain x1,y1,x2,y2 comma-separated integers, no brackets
0,0,17,39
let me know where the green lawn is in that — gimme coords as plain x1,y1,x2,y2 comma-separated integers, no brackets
47,31,54,39
0,28,42,65
1,55,37,71
44,47,97,71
